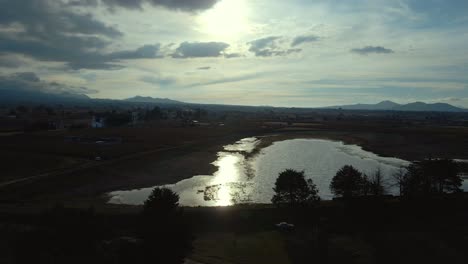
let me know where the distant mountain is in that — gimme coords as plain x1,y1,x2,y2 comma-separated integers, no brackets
124,96,184,105
395,102,464,112
330,100,400,111
328,101,466,112
0,88,90,104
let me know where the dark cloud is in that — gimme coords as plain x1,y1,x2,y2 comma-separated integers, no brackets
14,72,40,82
197,66,211,70
248,36,302,57
72,0,220,12
0,72,97,96
108,44,162,60
67,0,99,7
0,0,167,70
68,44,163,69
351,46,395,55
67,62,125,70
172,42,229,58
0,1,121,37
291,35,319,47
0,55,25,68
0,0,128,69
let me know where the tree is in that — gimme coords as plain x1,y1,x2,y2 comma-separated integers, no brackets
143,187,180,216
139,187,193,264
391,166,406,196
272,169,320,206
421,159,461,193
330,165,365,198
368,168,386,196
400,159,462,198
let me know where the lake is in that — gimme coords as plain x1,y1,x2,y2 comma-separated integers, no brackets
108,137,418,206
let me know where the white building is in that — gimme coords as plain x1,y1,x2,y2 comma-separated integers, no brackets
91,116,105,128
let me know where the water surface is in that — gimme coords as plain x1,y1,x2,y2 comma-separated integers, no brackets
108,138,416,206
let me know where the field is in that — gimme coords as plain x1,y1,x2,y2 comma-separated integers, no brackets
1,120,468,205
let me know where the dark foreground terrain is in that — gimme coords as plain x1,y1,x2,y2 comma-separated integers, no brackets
1,195,467,264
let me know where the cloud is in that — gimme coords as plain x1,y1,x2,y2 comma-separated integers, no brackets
0,0,127,69
0,1,121,37
0,72,97,96
107,44,162,60
351,46,395,55
66,44,163,70
0,55,25,68
224,53,242,58
14,72,40,82
188,73,260,87
172,42,229,58
67,0,99,7
291,35,319,47
72,0,220,12
248,36,302,57
140,75,176,87
0,0,224,70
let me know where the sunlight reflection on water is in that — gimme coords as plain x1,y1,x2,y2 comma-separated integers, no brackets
108,139,252,207
108,138,466,207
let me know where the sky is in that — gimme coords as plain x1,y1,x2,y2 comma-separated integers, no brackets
1,0,468,107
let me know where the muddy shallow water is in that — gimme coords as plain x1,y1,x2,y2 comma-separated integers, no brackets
108,137,422,206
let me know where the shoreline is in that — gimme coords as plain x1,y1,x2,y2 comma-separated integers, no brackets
2,125,468,209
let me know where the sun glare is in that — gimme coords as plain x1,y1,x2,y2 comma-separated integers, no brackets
198,0,250,40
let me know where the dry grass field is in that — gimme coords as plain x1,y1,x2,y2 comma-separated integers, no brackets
1,120,467,205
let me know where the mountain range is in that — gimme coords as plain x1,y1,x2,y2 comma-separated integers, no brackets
327,100,466,112
0,87,465,112
124,96,184,105
0,87,91,104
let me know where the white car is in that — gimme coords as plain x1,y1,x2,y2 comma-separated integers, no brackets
275,222,295,230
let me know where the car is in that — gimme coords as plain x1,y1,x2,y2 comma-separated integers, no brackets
275,222,295,231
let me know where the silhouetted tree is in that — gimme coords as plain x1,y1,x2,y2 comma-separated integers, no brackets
391,166,406,196
330,165,365,198
421,159,461,193
401,162,426,198
401,159,461,198
361,174,371,196
272,169,320,206
143,187,180,216
139,187,193,264
368,168,386,196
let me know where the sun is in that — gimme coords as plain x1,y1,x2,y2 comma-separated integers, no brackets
198,0,250,40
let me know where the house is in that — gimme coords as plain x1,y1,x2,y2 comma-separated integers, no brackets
91,116,105,128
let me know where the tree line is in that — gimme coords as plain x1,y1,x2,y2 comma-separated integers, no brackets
272,158,464,206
